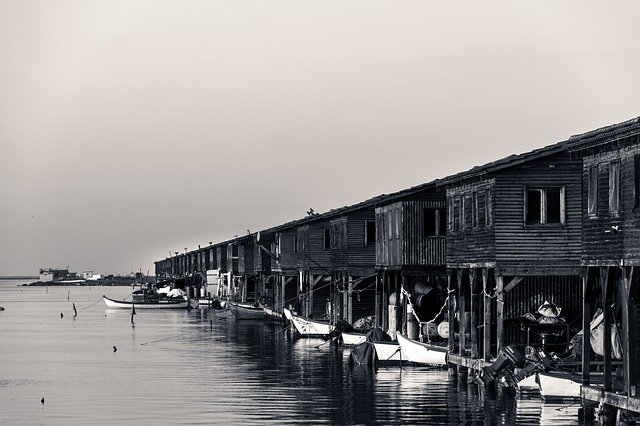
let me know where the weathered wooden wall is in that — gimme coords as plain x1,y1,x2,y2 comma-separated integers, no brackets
495,153,582,275
446,180,496,267
581,136,640,265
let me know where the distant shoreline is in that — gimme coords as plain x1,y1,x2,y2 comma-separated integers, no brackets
0,276,38,280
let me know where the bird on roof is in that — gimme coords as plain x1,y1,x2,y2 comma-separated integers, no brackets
113,346,117,352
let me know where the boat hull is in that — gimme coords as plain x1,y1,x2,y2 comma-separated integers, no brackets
537,372,581,400
342,331,368,346
396,333,447,366
373,341,402,363
103,295,189,309
228,303,268,320
284,308,334,337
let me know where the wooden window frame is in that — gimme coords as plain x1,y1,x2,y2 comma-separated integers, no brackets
609,160,620,215
365,220,375,247
472,192,479,229
588,165,598,218
524,186,566,226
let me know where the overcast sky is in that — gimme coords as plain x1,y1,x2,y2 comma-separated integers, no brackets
1,1,640,276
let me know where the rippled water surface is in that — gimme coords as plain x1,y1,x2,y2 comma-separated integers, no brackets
0,283,581,424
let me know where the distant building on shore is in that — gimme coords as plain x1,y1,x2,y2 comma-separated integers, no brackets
39,268,70,283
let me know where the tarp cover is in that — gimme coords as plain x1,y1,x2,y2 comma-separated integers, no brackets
366,328,392,342
349,342,378,368
589,313,623,360
167,288,186,298
157,286,172,294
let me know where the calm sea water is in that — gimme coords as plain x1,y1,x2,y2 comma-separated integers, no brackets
0,282,580,424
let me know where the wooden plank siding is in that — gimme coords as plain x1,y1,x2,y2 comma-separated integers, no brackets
297,221,333,274
494,153,583,275
446,180,496,267
216,246,227,273
272,229,298,272
344,209,376,275
580,137,640,265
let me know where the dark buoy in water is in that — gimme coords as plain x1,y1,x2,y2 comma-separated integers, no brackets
41,397,44,404
113,346,117,352
60,313,63,318
72,303,77,318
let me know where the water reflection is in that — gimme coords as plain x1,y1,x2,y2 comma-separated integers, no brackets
0,284,581,424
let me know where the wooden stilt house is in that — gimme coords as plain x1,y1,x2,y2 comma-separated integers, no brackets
567,117,640,412
441,139,584,368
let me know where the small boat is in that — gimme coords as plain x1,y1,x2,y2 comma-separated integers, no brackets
372,341,402,363
228,302,268,320
213,307,233,319
102,295,189,309
284,308,335,337
396,333,447,366
342,331,368,346
262,306,283,321
537,372,582,400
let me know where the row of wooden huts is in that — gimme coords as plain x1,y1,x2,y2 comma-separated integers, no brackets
155,117,640,414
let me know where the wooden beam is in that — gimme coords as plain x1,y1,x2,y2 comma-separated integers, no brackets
447,270,456,353
582,270,592,386
458,269,467,358
482,268,491,361
375,272,380,328
503,276,523,293
622,266,637,398
470,269,479,359
496,275,505,352
601,266,612,392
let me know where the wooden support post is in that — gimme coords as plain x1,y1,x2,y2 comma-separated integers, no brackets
601,266,612,392
621,266,636,397
401,275,408,336
382,271,388,332
348,276,354,325
582,270,592,386
395,274,402,335
496,275,505,352
470,269,479,360
375,273,380,328
458,269,466,358
447,270,456,353
482,268,491,361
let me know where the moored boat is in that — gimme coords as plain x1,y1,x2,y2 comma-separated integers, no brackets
342,331,368,346
262,306,283,321
537,372,582,400
228,302,268,320
284,308,335,337
102,295,189,309
396,333,447,366
372,341,402,363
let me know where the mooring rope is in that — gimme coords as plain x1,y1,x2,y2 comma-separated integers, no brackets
79,297,104,310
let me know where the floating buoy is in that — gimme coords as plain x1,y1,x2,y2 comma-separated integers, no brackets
113,346,117,352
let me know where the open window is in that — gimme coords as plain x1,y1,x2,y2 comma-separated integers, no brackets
365,220,376,246
424,208,447,237
323,229,330,250
609,161,620,214
588,165,598,217
525,187,565,225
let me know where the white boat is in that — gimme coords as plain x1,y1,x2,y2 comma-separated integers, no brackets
372,341,402,363
102,295,189,309
396,333,447,366
228,302,268,320
537,372,581,400
342,331,368,346
284,308,335,337
262,306,283,321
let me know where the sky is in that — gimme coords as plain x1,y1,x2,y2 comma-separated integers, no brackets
1,1,640,276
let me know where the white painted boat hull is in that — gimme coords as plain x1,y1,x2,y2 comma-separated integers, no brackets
229,303,268,320
397,333,447,366
342,331,367,346
284,308,334,336
263,307,283,321
373,341,402,363
228,303,268,320
537,372,581,400
103,296,189,309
